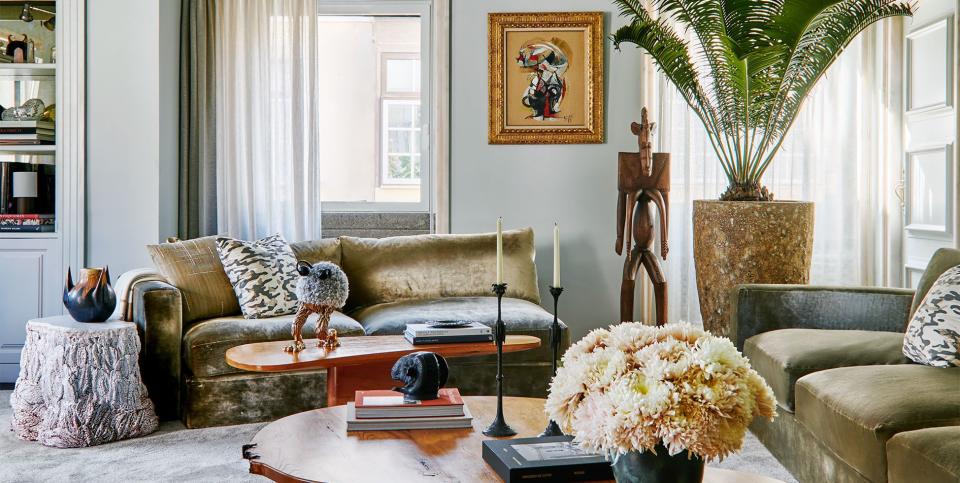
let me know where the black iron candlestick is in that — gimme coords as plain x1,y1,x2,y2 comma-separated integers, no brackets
539,285,564,437
483,282,516,437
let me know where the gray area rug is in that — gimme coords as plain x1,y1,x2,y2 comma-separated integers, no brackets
1,390,796,482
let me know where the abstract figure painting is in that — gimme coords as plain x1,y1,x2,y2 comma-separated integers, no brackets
489,12,604,144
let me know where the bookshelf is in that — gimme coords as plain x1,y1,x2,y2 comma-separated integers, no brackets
0,0,85,383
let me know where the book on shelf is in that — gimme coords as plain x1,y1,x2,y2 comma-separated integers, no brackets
0,224,54,232
0,128,55,135
482,436,614,482
345,402,473,431
405,322,492,337
403,331,493,345
0,134,54,143
354,388,465,419
0,121,55,130
0,140,54,145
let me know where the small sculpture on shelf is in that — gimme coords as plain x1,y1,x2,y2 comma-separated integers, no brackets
391,351,449,402
6,34,31,63
2,98,45,121
615,107,671,325
63,267,117,323
284,260,349,353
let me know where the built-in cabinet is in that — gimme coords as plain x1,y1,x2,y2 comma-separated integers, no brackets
0,0,84,383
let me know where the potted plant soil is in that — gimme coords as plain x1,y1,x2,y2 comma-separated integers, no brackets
611,0,912,335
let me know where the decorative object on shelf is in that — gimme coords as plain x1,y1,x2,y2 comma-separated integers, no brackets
611,0,911,335
483,281,516,437
539,284,564,437
40,103,54,122
6,34,29,63
284,260,349,353
19,3,56,31
63,267,117,323
488,12,604,144
545,322,776,483
390,351,449,402
12,170,37,212
616,108,670,325
2,98,45,121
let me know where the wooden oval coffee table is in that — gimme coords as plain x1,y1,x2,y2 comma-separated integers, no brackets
226,335,541,406
242,396,786,483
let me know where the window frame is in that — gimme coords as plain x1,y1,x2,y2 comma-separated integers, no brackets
317,1,433,213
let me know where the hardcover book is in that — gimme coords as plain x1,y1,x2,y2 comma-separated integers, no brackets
403,331,494,345
354,388,465,418
482,436,614,482
406,322,492,337
345,402,473,431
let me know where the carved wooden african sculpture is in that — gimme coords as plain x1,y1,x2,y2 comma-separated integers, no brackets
616,108,670,325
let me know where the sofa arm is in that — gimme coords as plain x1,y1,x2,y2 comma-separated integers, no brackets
730,284,915,350
132,280,183,420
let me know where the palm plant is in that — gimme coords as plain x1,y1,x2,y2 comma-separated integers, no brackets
612,0,912,200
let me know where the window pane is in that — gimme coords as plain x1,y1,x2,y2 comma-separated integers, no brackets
387,103,413,128
388,155,415,179
388,129,412,153
386,58,420,93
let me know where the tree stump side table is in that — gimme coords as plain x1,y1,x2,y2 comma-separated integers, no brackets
10,315,159,448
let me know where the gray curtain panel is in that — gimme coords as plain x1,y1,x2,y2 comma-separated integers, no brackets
179,0,218,239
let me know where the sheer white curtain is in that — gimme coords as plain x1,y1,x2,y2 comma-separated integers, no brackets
658,22,903,325
215,0,321,241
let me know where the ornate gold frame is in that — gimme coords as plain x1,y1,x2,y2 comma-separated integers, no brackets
488,12,605,145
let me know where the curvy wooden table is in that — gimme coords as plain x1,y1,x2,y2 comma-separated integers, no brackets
226,335,541,406
242,396,786,483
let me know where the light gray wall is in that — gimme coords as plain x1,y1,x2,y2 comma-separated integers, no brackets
451,1,645,340
86,0,179,275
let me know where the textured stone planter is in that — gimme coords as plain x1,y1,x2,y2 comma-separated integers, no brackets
693,200,814,336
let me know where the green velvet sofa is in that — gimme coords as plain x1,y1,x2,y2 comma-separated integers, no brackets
133,229,568,428
731,248,960,483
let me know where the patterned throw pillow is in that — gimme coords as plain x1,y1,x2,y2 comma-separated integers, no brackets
216,234,299,319
903,265,960,367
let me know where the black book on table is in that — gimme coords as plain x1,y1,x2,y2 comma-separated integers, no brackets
482,435,614,482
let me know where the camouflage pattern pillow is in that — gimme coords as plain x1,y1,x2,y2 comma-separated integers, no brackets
216,234,299,319
903,265,960,367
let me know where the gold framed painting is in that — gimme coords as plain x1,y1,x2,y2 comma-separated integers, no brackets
488,12,605,145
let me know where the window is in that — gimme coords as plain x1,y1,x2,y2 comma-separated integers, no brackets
381,54,421,186
316,9,430,210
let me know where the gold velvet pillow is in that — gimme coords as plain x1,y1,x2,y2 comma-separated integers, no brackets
147,236,241,323
340,228,541,310
290,238,342,266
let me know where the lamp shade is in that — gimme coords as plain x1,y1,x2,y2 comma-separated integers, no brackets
12,171,37,198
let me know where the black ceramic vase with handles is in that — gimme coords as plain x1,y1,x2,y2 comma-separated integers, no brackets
612,445,705,483
63,267,117,323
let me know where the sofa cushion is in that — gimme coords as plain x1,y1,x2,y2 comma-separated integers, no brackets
183,313,365,378
796,365,960,483
744,329,908,412
339,229,540,310
216,234,300,319
147,236,241,323
350,296,565,363
903,264,960,367
290,237,342,266
887,426,960,483
912,248,960,316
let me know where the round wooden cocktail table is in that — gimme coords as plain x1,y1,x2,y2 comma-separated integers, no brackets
242,396,786,483
226,335,541,406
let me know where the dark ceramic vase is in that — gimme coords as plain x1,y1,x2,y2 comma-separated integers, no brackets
611,445,705,483
63,267,117,323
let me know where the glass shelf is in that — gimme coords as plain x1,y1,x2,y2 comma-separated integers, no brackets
0,64,55,79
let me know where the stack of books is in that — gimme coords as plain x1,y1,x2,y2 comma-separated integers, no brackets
404,322,493,345
345,388,473,431
0,121,54,145
0,213,54,232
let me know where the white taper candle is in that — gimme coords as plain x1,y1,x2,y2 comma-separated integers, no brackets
496,217,503,284
553,223,560,287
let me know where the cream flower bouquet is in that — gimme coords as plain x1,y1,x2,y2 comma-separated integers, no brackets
545,322,776,462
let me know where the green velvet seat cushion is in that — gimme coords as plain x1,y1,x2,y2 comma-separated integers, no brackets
182,312,365,378
744,329,909,412
350,296,566,363
796,365,960,483
887,426,960,483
